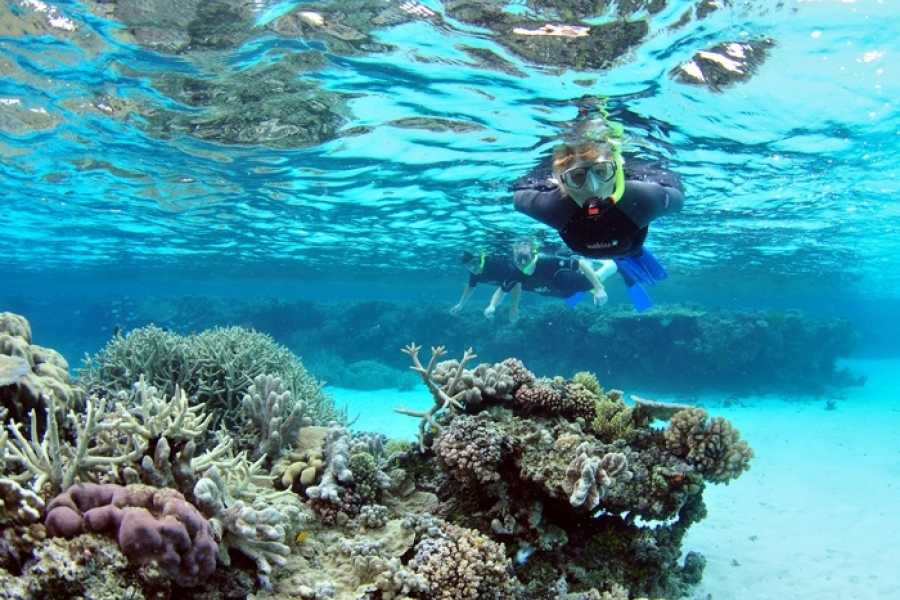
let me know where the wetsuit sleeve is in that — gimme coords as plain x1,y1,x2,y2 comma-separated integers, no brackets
616,181,684,229
513,187,571,231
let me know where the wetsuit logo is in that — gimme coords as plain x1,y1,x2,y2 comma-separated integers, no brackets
587,240,619,249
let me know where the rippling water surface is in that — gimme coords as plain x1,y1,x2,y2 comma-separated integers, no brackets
1,0,898,293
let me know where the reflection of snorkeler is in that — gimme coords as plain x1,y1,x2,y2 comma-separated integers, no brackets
512,103,682,309
450,239,616,322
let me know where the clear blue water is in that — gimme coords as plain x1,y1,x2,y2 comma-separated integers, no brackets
2,1,900,597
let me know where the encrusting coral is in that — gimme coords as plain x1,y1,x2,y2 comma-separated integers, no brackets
44,482,217,584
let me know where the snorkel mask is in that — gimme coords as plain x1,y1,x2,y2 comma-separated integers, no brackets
512,240,540,275
566,99,627,202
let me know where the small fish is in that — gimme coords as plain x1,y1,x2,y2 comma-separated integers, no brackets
295,531,310,544
514,545,534,566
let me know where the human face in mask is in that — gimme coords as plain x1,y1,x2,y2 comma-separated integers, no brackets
559,158,617,204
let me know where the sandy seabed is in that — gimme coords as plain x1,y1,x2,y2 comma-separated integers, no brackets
329,358,900,600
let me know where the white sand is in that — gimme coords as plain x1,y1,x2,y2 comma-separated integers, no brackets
328,358,900,599
679,359,900,600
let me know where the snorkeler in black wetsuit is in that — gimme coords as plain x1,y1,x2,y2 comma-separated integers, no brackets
449,250,521,318
450,240,617,321
512,114,683,259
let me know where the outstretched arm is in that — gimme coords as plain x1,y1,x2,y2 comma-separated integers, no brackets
450,283,475,315
618,181,684,229
513,186,572,231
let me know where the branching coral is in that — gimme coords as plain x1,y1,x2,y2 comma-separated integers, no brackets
664,408,753,483
5,394,142,494
239,373,309,464
80,325,340,431
194,464,308,589
395,344,473,450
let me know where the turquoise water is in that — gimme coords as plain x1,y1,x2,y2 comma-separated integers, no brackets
2,1,900,599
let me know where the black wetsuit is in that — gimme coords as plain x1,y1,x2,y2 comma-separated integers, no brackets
513,161,684,258
512,255,592,298
468,255,520,291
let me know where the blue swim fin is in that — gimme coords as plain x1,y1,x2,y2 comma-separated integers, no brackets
616,248,667,287
627,283,653,312
565,290,587,308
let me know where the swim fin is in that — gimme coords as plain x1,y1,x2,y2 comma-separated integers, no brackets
565,290,587,308
627,283,653,312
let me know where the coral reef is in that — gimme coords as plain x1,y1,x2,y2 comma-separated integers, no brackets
44,482,217,585
1,312,758,599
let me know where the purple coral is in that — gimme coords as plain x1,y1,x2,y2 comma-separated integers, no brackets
45,483,217,584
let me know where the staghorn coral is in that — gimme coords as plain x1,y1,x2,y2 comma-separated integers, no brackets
79,325,341,431
5,394,143,494
564,444,629,511
102,376,213,444
395,343,474,450
240,373,309,464
434,413,508,485
664,408,753,483
44,482,217,585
